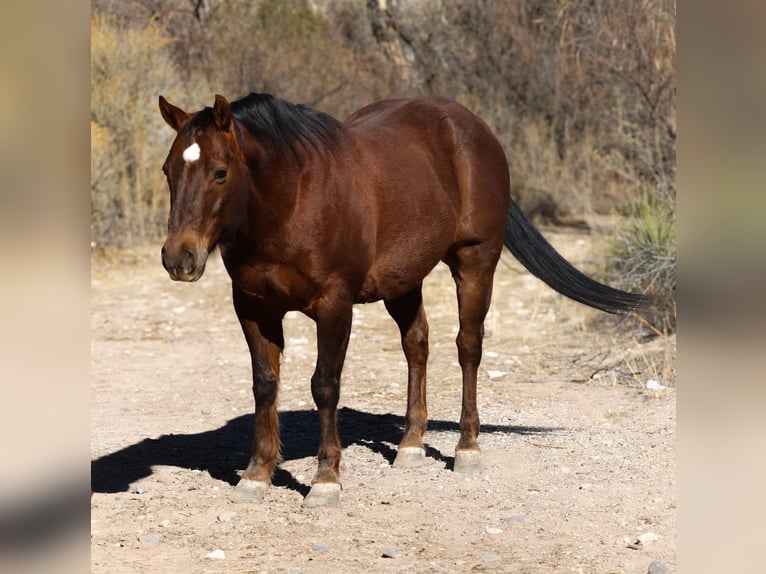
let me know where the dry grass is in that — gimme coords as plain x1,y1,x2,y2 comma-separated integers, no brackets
90,13,188,246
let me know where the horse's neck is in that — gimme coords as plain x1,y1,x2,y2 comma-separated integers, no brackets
236,152,301,246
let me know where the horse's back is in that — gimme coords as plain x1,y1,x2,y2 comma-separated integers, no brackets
345,96,509,208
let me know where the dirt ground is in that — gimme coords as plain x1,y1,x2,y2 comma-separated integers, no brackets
90,229,676,574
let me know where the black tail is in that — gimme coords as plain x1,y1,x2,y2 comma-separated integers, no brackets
504,200,644,314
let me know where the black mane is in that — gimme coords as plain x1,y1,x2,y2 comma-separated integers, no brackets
184,93,342,160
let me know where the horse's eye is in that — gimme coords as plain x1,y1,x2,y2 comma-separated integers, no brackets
213,169,228,183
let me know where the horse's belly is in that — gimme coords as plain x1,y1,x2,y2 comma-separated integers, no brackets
356,255,441,303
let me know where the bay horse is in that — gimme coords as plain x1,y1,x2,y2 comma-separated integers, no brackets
158,93,642,508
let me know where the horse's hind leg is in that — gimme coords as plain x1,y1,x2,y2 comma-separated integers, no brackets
384,286,429,468
446,244,500,473
231,288,285,502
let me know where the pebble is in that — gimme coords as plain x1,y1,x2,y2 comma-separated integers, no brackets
482,552,501,562
382,548,401,558
639,532,659,544
647,560,669,574
217,511,238,522
645,380,665,391
501,514,527,523
312,543,328,552
626,532,659,549
206,549,226,560
132,485,146,495
138,533,159,545
485,527,503,534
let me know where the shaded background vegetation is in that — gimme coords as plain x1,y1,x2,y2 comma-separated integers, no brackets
91,0,675,332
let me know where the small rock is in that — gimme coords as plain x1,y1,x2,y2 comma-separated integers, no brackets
482,552,501,562
501,514,527,523
112,501,124,510
158,520,170,528
132,485,146,495
487,370,506,379
646,380,665,391
138,533,159,545
381,548,401,558
647,560,670,574
485,527,503,534
639,532,659,544
287,513,305,523
625,537,642,549
625,533,657,550
206,549,225,560
312,543,328,552
217,511,238,522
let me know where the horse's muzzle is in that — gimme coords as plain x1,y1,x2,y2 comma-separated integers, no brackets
161,243,207,282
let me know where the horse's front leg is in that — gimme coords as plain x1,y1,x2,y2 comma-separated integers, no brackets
303,299,352,508
231,288,285,502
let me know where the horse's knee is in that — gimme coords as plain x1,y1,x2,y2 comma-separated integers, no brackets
311,374,340,408
404,326,429,363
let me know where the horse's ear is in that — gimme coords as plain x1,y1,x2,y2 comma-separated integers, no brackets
159,95,189,132
213,94,232,132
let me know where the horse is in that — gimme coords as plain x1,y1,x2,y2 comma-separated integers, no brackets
158,92,643,508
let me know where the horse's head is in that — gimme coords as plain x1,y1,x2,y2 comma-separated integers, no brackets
158,94,249,281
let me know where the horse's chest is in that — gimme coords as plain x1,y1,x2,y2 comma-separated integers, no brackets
226,261,319,311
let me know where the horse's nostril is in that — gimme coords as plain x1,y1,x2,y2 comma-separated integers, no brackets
182,249,195,272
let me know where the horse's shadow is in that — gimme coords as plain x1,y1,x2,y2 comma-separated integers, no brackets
91,407,558,496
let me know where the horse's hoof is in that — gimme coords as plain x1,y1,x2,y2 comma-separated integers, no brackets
453,449,482,474
229,479,269,503
302,482,341,509
393,446,427,468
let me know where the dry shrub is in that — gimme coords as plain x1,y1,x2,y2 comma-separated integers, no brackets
605,186,676,335
202,0,398,119
90,12,184,246
507,116,593,226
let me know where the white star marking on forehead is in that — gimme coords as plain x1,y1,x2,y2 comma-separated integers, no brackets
182,142,201,162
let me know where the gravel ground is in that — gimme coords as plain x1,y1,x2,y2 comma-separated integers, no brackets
91,230,676,573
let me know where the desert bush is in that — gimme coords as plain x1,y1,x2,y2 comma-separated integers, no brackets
202,0,386,119
605,186,676,334
90,12,185,246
